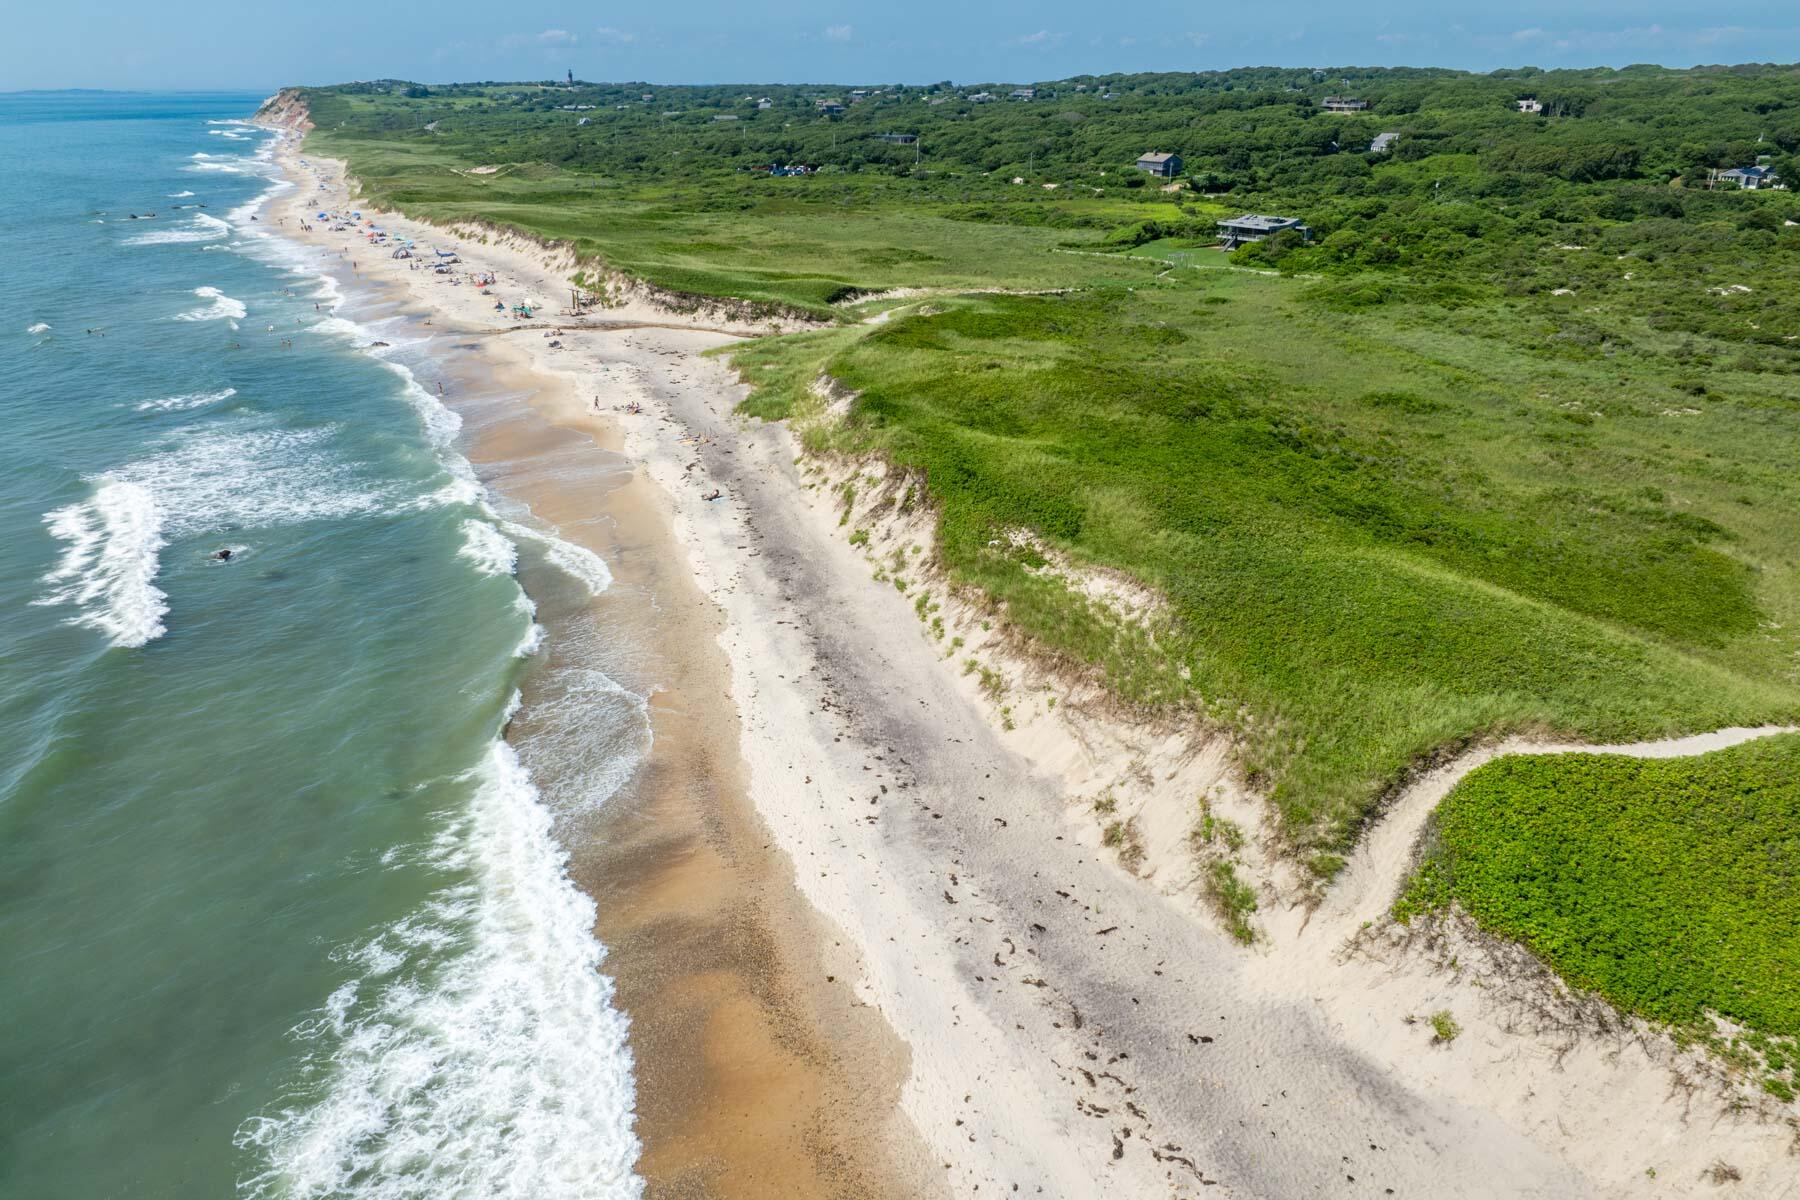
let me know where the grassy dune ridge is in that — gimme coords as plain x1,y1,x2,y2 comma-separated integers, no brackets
731,281,1800,867
290,70,1800,1048
1397,736,1800,1097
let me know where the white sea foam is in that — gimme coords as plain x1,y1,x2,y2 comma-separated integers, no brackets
457,519,518,577
235,740,644,1200
501,520,613,595
168,190,196,198
35,423,392,647
28,322,51,334
135,388,236,413
392,368,463,448
512,659,652,814
185,151,276,178
35,480,168,649
513,622,546,658
125,212,231,246
173,286,247,323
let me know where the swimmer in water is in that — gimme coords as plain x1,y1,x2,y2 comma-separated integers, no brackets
213,548,233,562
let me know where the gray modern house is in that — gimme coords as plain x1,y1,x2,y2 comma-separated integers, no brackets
1321,96,1368,113
1217,214,1311,248
1136,151,1183,177
1718,164,1784,190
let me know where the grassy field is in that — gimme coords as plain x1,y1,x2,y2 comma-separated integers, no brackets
728,274,1800,868
1395,736,1800,1099
296,131,1183,313
277,68,1800,1099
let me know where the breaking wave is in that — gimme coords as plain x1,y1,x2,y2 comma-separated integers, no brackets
234,740,644,1200
174,285,247,323
34,422,392,647
34,479,168,649
125,212,231,246
135,388,237,413
458,518,518,577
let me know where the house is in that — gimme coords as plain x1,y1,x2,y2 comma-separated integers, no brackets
757,98,773,110
1009,87,1036,101
850,89,869,99
1136,150,1183,178
641,93,654,102
1718,164,1785,190
1370,132,1399,153
816,100,845,115
1516,98,1544,114
714,114,739,122
967,91,995,103
1216,214,1311,249
876,133,919,144
1321,96,1368,113
576,117,590,126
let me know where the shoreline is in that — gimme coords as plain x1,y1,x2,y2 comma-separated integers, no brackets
257,138,935,1195
256,123,1800,1199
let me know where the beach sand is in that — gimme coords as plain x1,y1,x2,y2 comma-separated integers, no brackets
256,124,1800,1198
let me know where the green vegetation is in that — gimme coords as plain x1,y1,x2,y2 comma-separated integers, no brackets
1396,735,1800,1096
294,67,1800,873
737,282,1799,863
1428,1010,1462,1044
1206,861,1260,945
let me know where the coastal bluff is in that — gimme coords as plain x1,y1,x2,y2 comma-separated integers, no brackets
253,87,311,131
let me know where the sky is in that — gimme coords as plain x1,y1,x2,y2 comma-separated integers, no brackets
6,0,1800,92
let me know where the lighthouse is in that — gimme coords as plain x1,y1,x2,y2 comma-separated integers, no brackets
566,69,574,86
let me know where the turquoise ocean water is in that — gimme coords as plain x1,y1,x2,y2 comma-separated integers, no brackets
0,92,645,1198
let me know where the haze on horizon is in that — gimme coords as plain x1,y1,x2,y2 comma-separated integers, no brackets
7,0,1800,92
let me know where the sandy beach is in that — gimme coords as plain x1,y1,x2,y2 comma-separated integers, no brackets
255,117,1800,1198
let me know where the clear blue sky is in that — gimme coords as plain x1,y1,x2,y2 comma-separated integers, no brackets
6,0,1799,91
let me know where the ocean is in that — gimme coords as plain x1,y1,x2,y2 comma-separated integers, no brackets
0,92,646,1198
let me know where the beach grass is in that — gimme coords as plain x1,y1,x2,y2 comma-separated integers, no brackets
726,277,1800,865
294,79,1800,847
1395,734,1800,1094
297,131,1166,315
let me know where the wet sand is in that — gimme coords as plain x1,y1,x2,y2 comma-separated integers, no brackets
471,348,930,1200
271,218,933,1195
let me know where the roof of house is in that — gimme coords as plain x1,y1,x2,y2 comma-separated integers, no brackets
1371,132,1399,152
1723,165,1776,179
1137,151,1179,164
1218,213,1306,231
